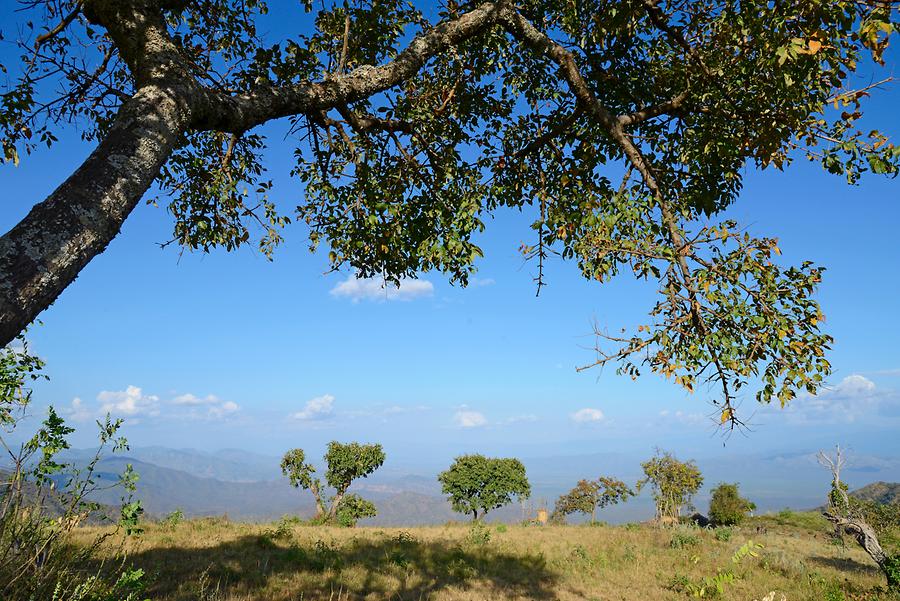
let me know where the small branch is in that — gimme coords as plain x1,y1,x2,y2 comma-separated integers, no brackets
34,1,84,49
338,13,351,74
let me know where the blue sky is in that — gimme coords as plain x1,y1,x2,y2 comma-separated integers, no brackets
2,7,899,480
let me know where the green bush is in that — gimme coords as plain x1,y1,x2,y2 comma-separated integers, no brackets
709,483,755,526
714,527,733,542
161,509,185,529
670,530,700,549
334,493,377,527
466,520,492,546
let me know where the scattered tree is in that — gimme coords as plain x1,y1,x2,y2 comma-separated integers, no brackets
1,1,897,427
818,446,900,590
553,476,634,524
639,450,703,522
708,483,756,526
438,454,530,521
280,441,384,523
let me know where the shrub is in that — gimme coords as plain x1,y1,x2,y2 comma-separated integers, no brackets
670,530,700,549
466,520,492,546
334,493,377,527
161,509,185,529
0,336,147,600
709,483,756,526
715,527,733,542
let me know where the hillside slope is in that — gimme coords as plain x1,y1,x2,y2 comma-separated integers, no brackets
851,481,900,505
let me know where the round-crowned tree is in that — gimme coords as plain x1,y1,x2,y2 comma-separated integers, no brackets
438,454,531,521
708,483,756,526
639,450,703,522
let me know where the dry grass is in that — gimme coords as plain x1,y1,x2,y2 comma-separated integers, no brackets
70,513,896,601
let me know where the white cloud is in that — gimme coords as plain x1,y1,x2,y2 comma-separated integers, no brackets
454,410,487,428
291,394,335,420
345,404,430,419
330,273,433,302
63,397,93,422
571,408,605,423
658,409,706,426
65,387,238,422
98,385,160,418
777,374,895,424
208,400,240,419
834,374,876,396
172,393,222,406
470,277,495,287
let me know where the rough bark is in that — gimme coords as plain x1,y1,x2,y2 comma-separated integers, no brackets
823,511,894,583
0,87,191,346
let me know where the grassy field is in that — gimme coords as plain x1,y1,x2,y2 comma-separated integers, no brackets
72,511,897,601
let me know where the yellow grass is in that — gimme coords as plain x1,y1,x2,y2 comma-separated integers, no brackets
71,514,894,601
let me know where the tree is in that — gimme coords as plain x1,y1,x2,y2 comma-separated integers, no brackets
553,476,634,524
280,441,384,523
438,454,530,521
708,483,755,526
1,2,898,425
818,446,900,590
638,450,703,521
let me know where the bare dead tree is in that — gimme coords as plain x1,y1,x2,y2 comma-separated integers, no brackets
818,446,899,589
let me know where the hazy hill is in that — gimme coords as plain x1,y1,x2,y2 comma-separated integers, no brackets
850,481,900,505
60,446,282,482
51,445,900,525
0,469,119,524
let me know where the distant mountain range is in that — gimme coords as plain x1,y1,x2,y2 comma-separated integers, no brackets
35,446,900,525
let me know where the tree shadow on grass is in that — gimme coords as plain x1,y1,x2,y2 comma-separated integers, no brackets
809,554,882,577
114,531,559,600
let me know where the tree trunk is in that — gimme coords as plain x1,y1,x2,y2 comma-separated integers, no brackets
0,86,189,347
310,484,326,519
824,511,895,588
328,489,347,521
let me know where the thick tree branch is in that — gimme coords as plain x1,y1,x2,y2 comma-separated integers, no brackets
0,86,191,346
193,2,505,133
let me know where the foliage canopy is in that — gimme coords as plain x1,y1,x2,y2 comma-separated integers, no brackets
438,454,531,520
708,482,756,526
639,449,703,521
553,476,634,523
0,0,898,425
